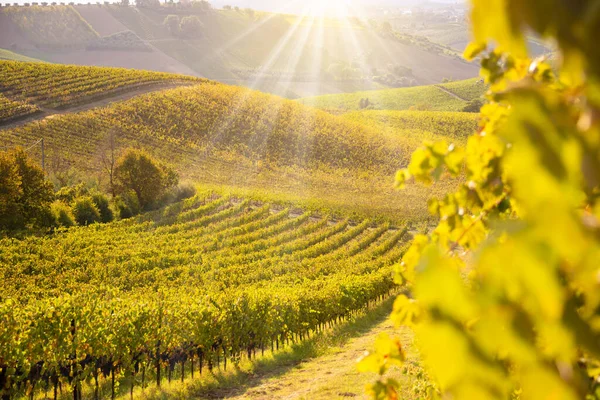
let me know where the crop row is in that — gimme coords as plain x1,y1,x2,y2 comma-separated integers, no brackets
0,194,406,398
0,60,203,110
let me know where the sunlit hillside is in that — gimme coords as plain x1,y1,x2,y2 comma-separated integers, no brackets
298,78,487,112
0,3,479,98
0,61,469,221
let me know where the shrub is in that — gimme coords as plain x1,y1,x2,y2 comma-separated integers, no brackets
116,189,141,219
179,15,203,38
51,201,75,228
114,149,178,211
158,182,196,207
91,192,113,223
55,182,89,204
461,98,484,113
163,14,180,36
71,197,101,226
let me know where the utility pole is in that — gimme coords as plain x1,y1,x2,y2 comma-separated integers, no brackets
41,138,45,172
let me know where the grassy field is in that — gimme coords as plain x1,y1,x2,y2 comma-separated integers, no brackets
297,81,472,112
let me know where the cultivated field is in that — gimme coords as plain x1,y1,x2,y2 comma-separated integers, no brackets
0,191,410,398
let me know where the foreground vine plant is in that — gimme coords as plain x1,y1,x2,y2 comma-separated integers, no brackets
360,0,600,399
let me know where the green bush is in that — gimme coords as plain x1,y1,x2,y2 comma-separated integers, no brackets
91,192,113,223
55,182,88,204
116,189,140,219
71,197,101,226
114,149,178,211
51,201,75,228
158,182,196,208
461,98,484,113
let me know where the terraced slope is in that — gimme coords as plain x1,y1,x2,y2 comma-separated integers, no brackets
0,193,408,399
297,81,471,112
0,60,202,118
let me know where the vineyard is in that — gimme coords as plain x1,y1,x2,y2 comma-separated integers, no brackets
437,77,488,101
297,81,472,112
0,61,202,117
1,6,99,47
0,81,410,174
0,93,39,123
342,110,479,144
0,192,409,399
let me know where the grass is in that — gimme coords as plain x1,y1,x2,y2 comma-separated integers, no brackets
126,296,419,400
297,82,468,112
0,48,42,63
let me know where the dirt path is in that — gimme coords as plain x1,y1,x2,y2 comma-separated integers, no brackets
434,84,468,102
225,307,418,400
0,82,197,130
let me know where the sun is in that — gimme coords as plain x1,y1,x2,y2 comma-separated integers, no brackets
304,0,353,18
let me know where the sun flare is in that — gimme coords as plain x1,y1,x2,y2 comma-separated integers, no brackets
304,0,354,18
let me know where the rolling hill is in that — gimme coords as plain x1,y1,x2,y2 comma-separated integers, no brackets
0,3,479,98
0,56,479,400
297,78,487,112
0,61,469,221
0,60,202,123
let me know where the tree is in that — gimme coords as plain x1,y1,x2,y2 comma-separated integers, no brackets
179,15,203,38
0,152,23,230
361,0,600,399
0,148,54,231
135,0,158,8
71,196,101,226
163,14,180,36
113,149,178,210
99,128,118,198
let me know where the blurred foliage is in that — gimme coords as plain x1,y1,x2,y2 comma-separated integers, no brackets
361,0,600,399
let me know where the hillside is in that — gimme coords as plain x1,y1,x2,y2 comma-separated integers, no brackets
0,4,479,98
0,191,408,398
0,60,202,123
342,110,479,144
0,61,467,221
1,5,99,47
0,48,42,62
297,79,484,112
